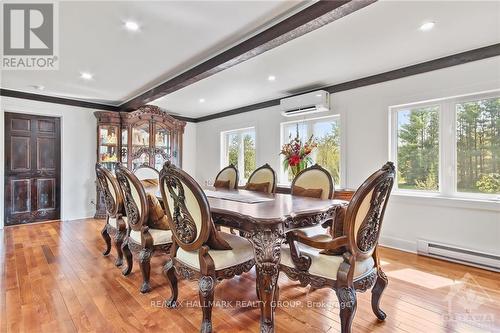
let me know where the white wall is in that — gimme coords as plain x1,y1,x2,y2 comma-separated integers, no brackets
182,122,197,177
195,56,500,256
0,96,99,228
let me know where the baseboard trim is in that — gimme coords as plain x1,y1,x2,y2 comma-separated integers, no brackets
379,235,417,254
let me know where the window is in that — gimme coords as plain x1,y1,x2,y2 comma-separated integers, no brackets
280,116,341,184
221,127,256,182
456,97,500,195
396,105,440,191
391,91,500,199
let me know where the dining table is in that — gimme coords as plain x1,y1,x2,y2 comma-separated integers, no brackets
155,186,348,333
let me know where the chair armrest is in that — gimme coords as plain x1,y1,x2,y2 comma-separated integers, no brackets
289,229,348,251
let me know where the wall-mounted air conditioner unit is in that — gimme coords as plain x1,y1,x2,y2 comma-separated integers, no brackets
280,90,330,117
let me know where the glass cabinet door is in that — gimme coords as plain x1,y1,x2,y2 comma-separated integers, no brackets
98,125,119,172
132,121,150,169
121,126,128,167
154,124,171,170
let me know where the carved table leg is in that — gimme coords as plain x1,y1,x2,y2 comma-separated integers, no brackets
249,226,284,333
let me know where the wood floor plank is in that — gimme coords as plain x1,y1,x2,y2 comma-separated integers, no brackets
2,219,499,333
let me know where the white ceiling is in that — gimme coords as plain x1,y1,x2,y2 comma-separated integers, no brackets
2,1,499,117
151,0,500,117
1,0,305,105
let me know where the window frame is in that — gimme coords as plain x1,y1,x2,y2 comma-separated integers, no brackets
220,126,256,184
390,90,500,201
279,115,343,186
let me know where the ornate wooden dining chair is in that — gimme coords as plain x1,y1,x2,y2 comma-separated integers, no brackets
95,163,126,267
245,163,276,194
134,164,160,189
290,164,335,236
280,162,395,333
214,164,239,189
115,163,173,293
291,164,334,199
159,161,255,333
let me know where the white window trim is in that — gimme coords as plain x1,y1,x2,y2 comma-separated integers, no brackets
389,89,500,203
279,114,344,187
220,126,256,183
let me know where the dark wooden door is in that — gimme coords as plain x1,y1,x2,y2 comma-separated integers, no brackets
4,113,61,225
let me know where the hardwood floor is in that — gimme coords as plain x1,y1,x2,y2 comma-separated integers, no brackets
1,219,499,333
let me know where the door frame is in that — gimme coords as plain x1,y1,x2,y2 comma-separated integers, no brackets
1,108,64,228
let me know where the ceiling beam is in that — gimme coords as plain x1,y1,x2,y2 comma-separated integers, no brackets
0,88,120,111
196,43,500,122
119,0,377,111
0,88,198,122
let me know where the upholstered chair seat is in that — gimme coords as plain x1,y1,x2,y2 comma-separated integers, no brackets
176,233,254,270
129,227,173,246
281,241,375,280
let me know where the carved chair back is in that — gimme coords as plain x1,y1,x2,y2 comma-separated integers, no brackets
134,164,159,181
215,164,239,189
246,163,276,194
344,162,395,259
291,164,334,200
159,161,212,252
115,163,149,232
95,163,123,217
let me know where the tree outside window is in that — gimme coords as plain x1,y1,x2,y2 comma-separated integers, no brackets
392,92,500,199
456,97,500,194
222,128,256,182
396,106,440,191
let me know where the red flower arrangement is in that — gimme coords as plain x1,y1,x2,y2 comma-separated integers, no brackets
280,124,317,177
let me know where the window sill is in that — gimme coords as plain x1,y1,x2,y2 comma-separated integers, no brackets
391,192,500,212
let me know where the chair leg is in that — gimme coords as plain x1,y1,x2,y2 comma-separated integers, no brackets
336,287,357,333
198,275,215,333
371,269,388,320
121,239,133,276
101,224,111,256
139,248,153,293
163,260,178,308
114,230,125,267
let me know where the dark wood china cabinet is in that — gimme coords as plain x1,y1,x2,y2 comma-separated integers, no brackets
94,105,186,217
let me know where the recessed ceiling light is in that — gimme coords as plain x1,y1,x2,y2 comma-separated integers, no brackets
315,94,322,97
80,72,93,80
31,85,45,91
268,75,276,81
124,21,140,31
420,21,435,31
199,98,205,103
